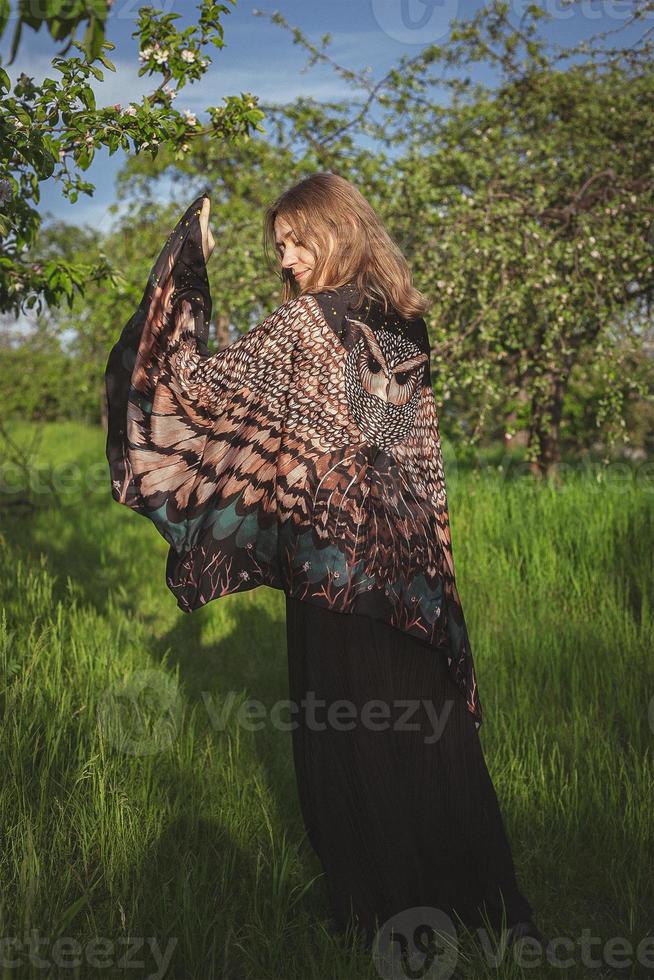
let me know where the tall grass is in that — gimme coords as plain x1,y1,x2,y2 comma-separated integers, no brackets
0,421,652,979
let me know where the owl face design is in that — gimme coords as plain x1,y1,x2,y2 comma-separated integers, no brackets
344,317,429,451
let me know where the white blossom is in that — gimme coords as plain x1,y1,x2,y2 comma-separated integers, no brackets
181,49,196,63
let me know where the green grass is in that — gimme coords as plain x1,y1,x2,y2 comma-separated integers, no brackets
0,421,652,979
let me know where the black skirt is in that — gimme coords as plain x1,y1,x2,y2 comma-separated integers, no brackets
285,594,533,945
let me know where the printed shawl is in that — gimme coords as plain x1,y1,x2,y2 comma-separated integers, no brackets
104,196,482,728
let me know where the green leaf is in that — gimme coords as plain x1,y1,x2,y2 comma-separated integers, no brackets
49,18,65,41
0,0,9,38
60,270,74,300
7,17,22,66
53,893,90,936
32,147,57,180
79,86,96,110
82,17,106,63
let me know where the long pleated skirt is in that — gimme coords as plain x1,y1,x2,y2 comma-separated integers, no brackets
285,594,534,945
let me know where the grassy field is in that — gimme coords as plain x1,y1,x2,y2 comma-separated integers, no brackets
0,421,652,979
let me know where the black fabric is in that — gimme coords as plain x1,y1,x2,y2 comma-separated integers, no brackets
312,281,430,388
285,594,533,945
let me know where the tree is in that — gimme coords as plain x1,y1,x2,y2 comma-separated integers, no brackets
7,1,654,476
248,2,654,475
0,0,265,315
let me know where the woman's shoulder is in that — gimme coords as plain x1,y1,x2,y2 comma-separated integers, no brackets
310,282,359,332
264,292,317,325
306,282,429,359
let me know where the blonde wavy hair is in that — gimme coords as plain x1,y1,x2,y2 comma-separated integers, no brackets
262,171,431,319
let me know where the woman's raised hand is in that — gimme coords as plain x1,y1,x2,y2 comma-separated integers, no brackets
199,197,215,263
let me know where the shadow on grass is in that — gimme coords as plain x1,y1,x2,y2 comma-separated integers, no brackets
1,497,340,967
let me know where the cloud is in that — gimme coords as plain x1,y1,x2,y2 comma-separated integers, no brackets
5,52,152,107
42,196,130,233
181,67,359,109
4,19,397,111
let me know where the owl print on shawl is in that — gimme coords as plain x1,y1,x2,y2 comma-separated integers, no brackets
104,196,482,729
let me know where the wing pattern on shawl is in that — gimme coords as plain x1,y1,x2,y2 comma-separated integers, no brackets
104,196,482,728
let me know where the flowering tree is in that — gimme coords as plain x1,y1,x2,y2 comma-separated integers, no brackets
106,2,654,473
3,1,653,474
238,3,654,474
0,0,264,314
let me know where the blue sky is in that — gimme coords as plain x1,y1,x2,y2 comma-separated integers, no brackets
2,0,650,234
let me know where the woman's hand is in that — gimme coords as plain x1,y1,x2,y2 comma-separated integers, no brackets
199,197,215,263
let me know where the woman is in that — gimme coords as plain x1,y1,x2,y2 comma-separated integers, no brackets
105,173,544,952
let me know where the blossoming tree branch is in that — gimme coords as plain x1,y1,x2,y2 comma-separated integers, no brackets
0,0,264,315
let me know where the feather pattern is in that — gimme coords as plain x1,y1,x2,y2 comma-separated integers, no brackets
104,196,483,729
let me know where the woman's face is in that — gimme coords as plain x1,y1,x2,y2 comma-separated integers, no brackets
273,214,320,289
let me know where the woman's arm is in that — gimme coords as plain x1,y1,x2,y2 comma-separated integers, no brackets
199,196,215,262
104,195,299,556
